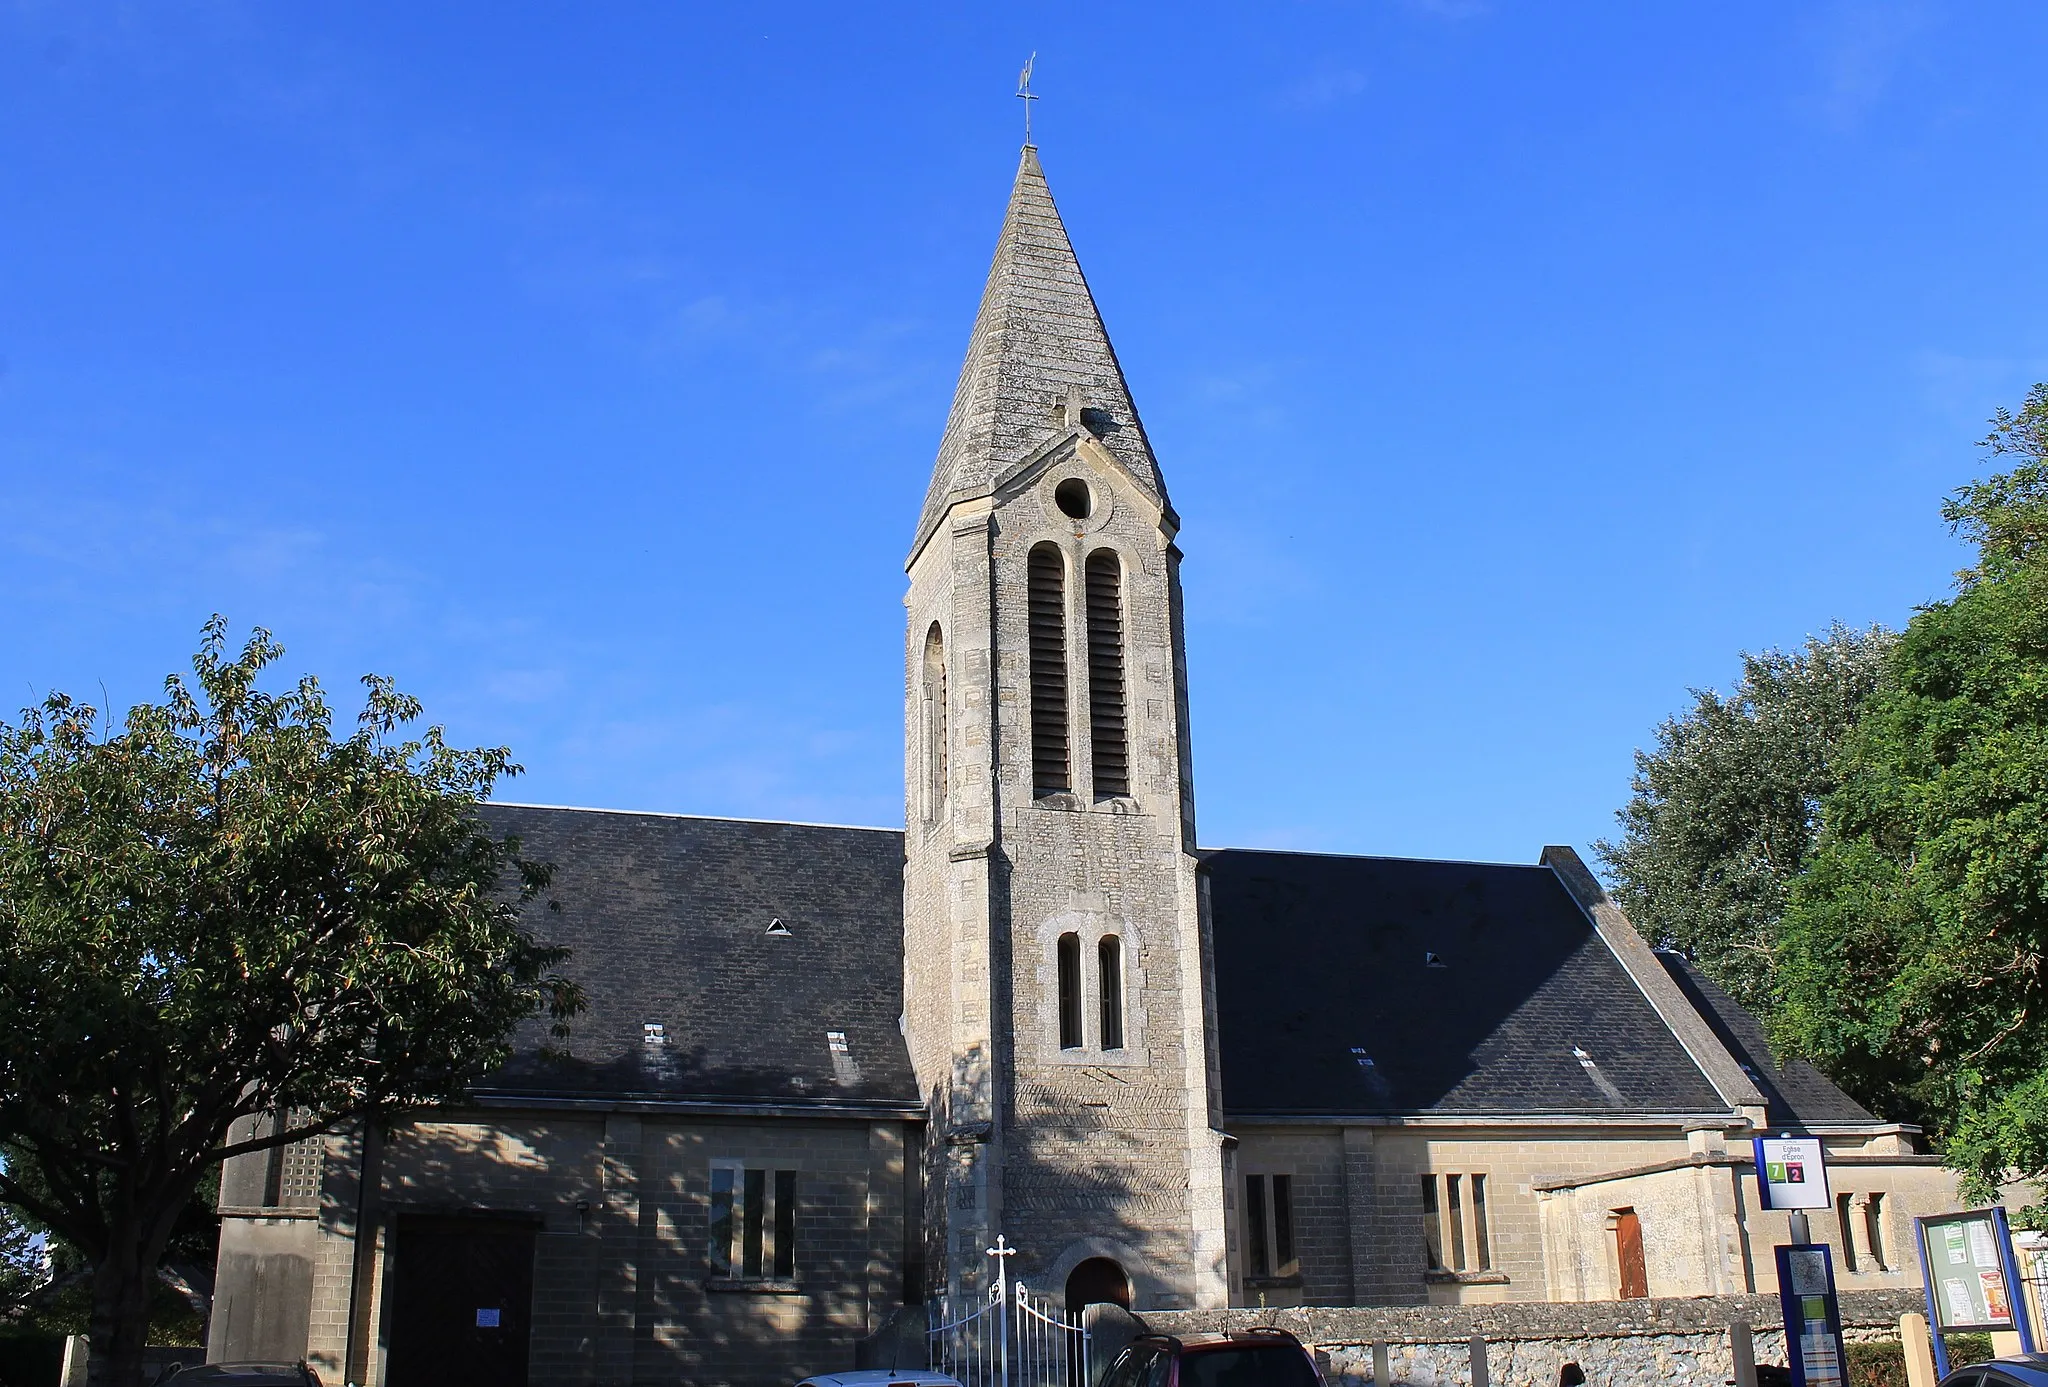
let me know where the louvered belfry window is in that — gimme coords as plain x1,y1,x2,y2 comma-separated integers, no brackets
1085,549,1129,798
1028,543,1071,796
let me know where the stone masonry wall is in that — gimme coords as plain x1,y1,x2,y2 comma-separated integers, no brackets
1148,1289,1925,1387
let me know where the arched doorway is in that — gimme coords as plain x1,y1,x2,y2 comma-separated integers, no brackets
1064,1256,1132,1312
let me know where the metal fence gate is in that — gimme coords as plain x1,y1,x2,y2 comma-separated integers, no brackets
927,1238,1095,1387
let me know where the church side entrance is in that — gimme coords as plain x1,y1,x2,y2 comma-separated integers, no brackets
386,1213,537,1387
1063,1259,1130,1313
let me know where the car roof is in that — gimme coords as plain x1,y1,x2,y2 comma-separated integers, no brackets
1950,1359,2048,1386
797,1373,963,1387
165,1369,312,1386
1135,1331,1306,1352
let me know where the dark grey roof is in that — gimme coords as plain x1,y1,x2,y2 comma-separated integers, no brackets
475,805,917,1111
1203,849,1728,1117
1655,952,1876,1127
913,146,1167,560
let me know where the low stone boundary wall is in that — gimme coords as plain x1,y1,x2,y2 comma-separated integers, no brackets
1145,1290,1923,1387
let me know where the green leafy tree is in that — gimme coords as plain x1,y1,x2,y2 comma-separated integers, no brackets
0,1200,47,1319
1774,385,2048,1192
1597,624,1895,1015
0,620,581,1387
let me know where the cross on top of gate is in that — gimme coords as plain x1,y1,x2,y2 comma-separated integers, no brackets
986,1233,1018,1300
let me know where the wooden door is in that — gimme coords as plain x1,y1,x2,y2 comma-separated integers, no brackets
387,1215,537,1387
1614,1209,1649,1299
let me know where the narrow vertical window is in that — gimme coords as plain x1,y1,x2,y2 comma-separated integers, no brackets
743,1168,767,1274
1084,549,1129,799
1864,1193,1886,1268
922,623,947,821
1446,1173,1467,1271
1471,1173,1491,1270
1244,1175,1271,1279
1057,932,1083,1049
1098,935,1124,1050
1836,1194,1858,1271
1421,1175,1445,1269
773,1170,798,1278
1028,544,1071,795
708,1167,736,1276
1272,1174,1297,1278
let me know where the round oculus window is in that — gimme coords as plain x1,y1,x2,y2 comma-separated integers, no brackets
1054,478,1092,520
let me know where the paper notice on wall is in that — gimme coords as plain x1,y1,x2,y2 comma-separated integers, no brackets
1982,1270,2013,1323
1803,1334,1843,1387
1786,1250,1831,1296
1943,1278,1977,1324
1969,1220,1999,1267
1945,1226,1971,1264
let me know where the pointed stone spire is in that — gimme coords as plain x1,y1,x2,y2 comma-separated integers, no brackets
911,147,1168,562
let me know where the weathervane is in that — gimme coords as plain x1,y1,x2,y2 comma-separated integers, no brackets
1017,52,1038,147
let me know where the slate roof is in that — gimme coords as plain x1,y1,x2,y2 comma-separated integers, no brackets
461,805,1858,1128
912,146,1167,561
474,805,918,1112
1656,952,1876,1127
1202,849,1730,1117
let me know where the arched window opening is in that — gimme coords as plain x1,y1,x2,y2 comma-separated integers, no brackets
922,623,947,821
1098,934,1124,1051
1028,544,1071,796
1084,550,1129,799
1056,933,1084,1049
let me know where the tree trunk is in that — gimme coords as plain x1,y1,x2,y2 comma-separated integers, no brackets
86,1238,157,1387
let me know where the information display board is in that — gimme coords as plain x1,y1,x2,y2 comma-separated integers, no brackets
1755,1136,1831,1211
1776,1243,1847,1387
1917,1209,2022,1333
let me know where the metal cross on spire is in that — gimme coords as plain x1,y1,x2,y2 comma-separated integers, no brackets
1016,52,1038,147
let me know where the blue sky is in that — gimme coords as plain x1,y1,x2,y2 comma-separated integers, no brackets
3,2,2045,865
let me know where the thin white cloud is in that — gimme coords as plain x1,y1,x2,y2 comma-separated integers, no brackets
1808,0,1934,130
1278,68,1369,112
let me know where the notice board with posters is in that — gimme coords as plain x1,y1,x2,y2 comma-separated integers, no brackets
1917,1208,2023,1334
1776,1243,1848,1387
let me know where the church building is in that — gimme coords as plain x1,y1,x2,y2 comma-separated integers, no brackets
208,147,1967,1387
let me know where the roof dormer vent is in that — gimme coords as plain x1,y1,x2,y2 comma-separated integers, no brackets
766,918,791,937
1424,951,1447,969
643,1022,666,1044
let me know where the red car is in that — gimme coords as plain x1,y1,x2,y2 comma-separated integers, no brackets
1099,1330,1322,1387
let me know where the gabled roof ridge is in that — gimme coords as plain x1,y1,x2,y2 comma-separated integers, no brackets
1198,844,1549,870
1541,845,1768,1120
487,801,903,836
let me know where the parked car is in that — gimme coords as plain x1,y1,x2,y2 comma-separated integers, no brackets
1940,1353,2048,1387
157,1365,322,1387
1098,1330,1322,1387
797,1371,964,1387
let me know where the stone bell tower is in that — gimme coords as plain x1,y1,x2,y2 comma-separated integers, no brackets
901,145,1229,1311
